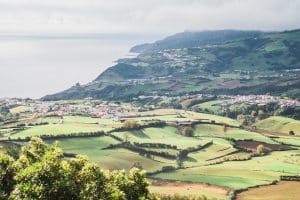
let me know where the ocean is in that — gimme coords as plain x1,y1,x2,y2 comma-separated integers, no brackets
0,34,157,98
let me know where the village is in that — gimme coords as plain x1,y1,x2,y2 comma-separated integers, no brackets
0,98,140,119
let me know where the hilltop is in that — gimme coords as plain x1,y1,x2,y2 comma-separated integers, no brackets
42,29,300,101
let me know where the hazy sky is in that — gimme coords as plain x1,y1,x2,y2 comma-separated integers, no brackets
1,0,300,35
1,0,300,98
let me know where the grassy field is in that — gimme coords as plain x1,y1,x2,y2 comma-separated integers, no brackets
193,124,225,137
236,181,300,200
152,149,300,189
186,111,239,126
12,123,104,138
47,136,171,172
255,116,300,136
112,126,210,149
193,124,277,144
273,136,300,146
225,128,278,144
2,106,300,199
10,115,123,139
128,114,192,122
196,100,227,113
9,106,31,114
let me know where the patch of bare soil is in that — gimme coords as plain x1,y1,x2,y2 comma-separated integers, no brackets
236,181,300,200
150,178,230,196
235,140,293,152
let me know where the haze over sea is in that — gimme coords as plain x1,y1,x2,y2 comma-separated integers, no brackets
0,34,158,99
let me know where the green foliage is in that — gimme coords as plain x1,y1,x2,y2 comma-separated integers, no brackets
182,126,194,137
0,137,155,200
0,153,16,198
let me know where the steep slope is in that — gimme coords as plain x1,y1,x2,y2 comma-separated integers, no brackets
42,29,300,101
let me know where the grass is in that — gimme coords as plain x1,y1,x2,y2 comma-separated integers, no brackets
113,126,210,149
273,136,300,146
236,181,300,200
193,124,225,137
47,136,170,172
255,116,300,136
130,114,191,122
10,115,124,138
184,140,237,167
9,106,31,114
193,124,277,144
153,149,300,189
225,128,278,144
152,170,270,189
12,123,104,138
185,111,239,126
196,100,227,113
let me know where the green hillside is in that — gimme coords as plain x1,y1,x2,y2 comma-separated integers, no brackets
43,29,300,101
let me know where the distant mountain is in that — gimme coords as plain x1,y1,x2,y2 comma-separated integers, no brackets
130,30,263,53
42,29,300,101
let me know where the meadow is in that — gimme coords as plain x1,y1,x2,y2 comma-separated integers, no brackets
1,108,300,199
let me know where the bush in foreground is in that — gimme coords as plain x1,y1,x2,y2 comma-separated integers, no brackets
0,137,156,200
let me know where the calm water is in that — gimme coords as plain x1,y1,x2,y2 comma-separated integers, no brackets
0,35,155,98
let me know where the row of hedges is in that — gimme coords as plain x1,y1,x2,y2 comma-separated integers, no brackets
133,142,178,150
280,175,300,181
110,120,166,132
147,166,178,176
6,131,105,142
104,142,177,159
232,181,278,200
178,141,213,159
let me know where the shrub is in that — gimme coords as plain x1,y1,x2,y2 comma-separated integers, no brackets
289,130,295,136
182,126,194,137
123,120,140,130
256,144,268,155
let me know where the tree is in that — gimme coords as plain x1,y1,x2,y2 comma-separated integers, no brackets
124,132,130,143
0,137,156,200
257,110,267,120
5,145,19,160
182,126,194,137
176,158,184,168
289,130,295,136
256,144,267,155
0,153,17,198
237,114,247,126
132,162,143,170
223,124,227,133
123,120,139,130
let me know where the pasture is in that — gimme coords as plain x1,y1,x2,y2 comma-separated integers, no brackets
255,116,300,136
1,107,300,199
236,181,300,200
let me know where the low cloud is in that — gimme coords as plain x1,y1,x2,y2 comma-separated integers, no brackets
0,0,299,34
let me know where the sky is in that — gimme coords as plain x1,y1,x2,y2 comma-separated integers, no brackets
0,0,300,35
1,0,300,98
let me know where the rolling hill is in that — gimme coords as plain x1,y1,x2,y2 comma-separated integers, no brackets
42,29,300,101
